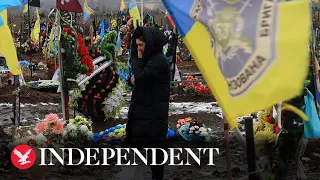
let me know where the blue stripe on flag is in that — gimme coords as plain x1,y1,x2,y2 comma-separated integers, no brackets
161,0,195,37
83,12,90,21
0,0,22,12
22,0,28,5
129,0,137,10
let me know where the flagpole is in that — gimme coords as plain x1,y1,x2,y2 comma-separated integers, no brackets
27,0,33,77
141,0,144,26
56,10,67,121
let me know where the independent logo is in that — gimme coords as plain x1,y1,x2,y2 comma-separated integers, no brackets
11,144,36,169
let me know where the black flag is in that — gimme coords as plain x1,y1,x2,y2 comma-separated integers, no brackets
29,0,40,7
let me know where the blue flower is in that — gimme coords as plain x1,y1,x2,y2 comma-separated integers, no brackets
103,131,110,137
91,133,102,142
166,128,176,138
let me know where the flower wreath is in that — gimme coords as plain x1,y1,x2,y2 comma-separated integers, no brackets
69,63,125,121
61,30,79,88
77,33,94,76
91,124,176,144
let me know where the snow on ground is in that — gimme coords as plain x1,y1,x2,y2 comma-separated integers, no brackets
0,102,221,119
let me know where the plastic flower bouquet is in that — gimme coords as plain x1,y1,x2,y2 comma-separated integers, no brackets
181,76,211,96
176,118,211,142
63,116,93,145
116,62,131,92
34,114,65,144
254,110,284,180
176,117,192,129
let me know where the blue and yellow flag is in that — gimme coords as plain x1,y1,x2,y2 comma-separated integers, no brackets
83,0,94,23
31,8,40,43
162,0,311,128
21,0,28,13
129,0,140,28
99,19,105,38
115,31,123,56
0,0,22,75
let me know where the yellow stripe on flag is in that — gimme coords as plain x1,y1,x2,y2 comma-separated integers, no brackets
31,8,40,43
129,6,140,28
23,4,28,13
0,9,21,75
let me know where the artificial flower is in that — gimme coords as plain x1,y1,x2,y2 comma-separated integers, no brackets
45,114,59,124
52,121,64,134
35,121,48,134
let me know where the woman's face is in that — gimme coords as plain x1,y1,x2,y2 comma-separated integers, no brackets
136,38,146,58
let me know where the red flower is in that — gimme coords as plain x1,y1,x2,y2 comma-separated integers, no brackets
63,28,73,35
266,116,274,124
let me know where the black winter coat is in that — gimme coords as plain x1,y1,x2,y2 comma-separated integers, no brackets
124,27,170,149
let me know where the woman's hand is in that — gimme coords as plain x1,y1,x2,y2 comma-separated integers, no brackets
131,75,135,85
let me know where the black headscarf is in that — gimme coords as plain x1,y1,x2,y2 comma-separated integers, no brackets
130,26,167,61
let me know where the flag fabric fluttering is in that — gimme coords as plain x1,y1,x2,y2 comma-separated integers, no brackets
120,0,126,12
99,19,105,39
83,0,94,23
0,0,22,75
115,31,123,56
161,0,311,129
31,8,40,43
56,0,83,13
21,0,28,13
29,0,40,7
129,0,140,28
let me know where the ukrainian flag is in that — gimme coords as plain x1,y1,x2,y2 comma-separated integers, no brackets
21,0,28,13
162,0,311,129
0,0,22,75
83,0,94,23
129,0,140,28
31,8,40,43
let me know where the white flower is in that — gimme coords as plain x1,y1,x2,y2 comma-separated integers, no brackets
87,131,93,139
67,124,76,131
62,130,68,138
80,125,89,132
200,131,208,137
70,131,77,137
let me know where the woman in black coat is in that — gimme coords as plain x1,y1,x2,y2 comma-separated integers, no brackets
124,26,170,180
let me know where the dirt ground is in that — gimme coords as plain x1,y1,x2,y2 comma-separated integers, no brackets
0,58,319,179
0,112,319,180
